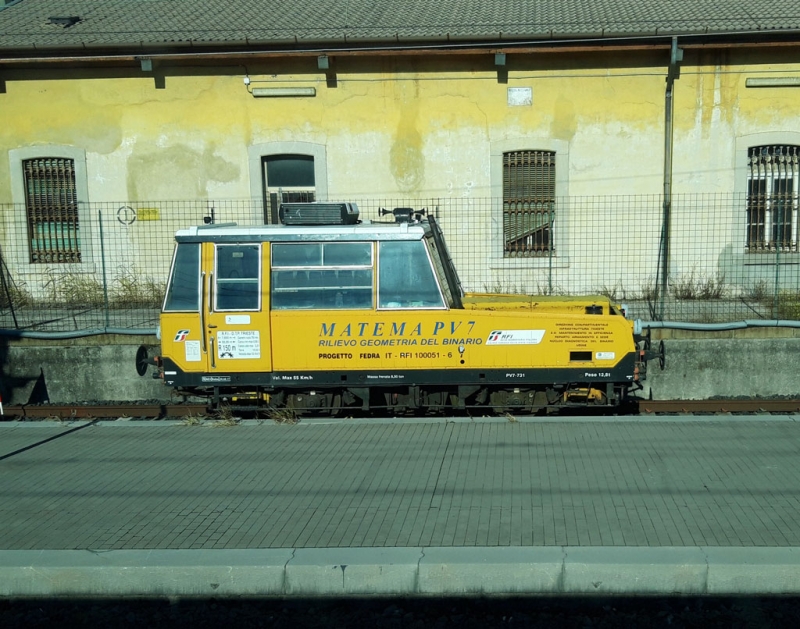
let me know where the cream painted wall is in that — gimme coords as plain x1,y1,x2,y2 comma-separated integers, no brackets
2,50,800,301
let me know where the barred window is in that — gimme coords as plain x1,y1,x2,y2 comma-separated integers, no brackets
22,157,81,263
503,150,555,256
746,145,799,253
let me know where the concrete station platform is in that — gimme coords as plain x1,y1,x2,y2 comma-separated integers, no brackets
1,416,800,598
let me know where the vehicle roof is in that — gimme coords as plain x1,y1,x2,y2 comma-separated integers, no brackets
175,220,431,243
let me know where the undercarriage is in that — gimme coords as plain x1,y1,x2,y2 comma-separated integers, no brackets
178,382,635,417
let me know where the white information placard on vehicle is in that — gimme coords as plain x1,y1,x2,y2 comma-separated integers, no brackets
217,331,261,359
184,340,201,362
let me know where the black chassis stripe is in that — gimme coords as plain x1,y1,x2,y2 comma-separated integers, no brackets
162,353,637,389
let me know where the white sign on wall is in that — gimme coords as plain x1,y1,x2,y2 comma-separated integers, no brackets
507,87,532,106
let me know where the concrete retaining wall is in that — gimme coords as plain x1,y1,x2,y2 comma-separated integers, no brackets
1,331,798,405
0,336,168,405
647,329,800,400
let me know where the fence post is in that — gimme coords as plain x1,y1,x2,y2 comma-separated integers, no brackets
548,203,554,295
98,210,110,328
773,202,783,318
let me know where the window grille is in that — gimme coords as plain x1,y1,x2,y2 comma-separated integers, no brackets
503,150,555,256
22,157,81,263
746,145,799,253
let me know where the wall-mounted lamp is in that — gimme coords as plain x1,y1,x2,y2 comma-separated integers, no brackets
494,53,506,67
251,87,317,98
317,55,330,70
746,77,800,88
139,58,153,72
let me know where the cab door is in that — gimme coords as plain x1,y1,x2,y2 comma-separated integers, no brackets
202,241,271,374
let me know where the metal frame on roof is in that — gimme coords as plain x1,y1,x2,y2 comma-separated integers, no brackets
174,221,430,243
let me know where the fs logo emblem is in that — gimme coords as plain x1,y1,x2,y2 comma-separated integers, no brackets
174,329,190,342
488,331,502,342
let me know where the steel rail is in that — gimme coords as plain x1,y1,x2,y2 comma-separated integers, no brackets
0,403,209,420
636,399,800,414
1,399,800,420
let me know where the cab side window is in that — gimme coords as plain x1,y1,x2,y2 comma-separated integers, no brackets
215,244,261,310
163,243,200,311
378,241,445,309
271,242,373,309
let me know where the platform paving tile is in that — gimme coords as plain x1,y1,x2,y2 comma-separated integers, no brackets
2,420,800,550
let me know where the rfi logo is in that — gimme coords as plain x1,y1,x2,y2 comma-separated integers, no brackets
174,329,190,342
488,331,502,342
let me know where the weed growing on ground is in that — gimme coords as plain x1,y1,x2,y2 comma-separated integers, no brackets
482,282,524,294
776,290,800,320
0,277,33,309
671,270,726,300
743,279,770,303
180,413,205,426
42,268,105,307
266,406,298,425
599,282,624,302
211,405,240,427
112,266,165,308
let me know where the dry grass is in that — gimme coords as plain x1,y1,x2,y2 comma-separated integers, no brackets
42,268,105,307
179,413,206,426
671,270,726,300
265,406,299,425
211,405,240,427
776,290,800,320
0,278,33,309
111,266,166,308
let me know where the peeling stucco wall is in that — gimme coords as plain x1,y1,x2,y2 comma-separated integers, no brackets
1,50,800,298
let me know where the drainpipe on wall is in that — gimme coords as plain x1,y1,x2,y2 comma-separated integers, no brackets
658,37,683,320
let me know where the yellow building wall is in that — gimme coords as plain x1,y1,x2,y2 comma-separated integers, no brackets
2,49,800,300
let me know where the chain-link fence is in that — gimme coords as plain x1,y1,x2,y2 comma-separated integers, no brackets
1,193,799,332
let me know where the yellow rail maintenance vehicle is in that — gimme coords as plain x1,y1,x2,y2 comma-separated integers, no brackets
142,203,661,415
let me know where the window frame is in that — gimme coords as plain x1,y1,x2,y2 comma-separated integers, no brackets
163,243,201,312
9,146,92,269
247,142,328,224
214,243,262,312
377,239,447,310
489,139,570,269
502,149,556,257
270,241,374,310
745,144,799,253
22,156,82,264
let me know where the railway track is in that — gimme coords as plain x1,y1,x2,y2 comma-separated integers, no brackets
0,402,209,420
637,398,800,414
2,399,800,420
